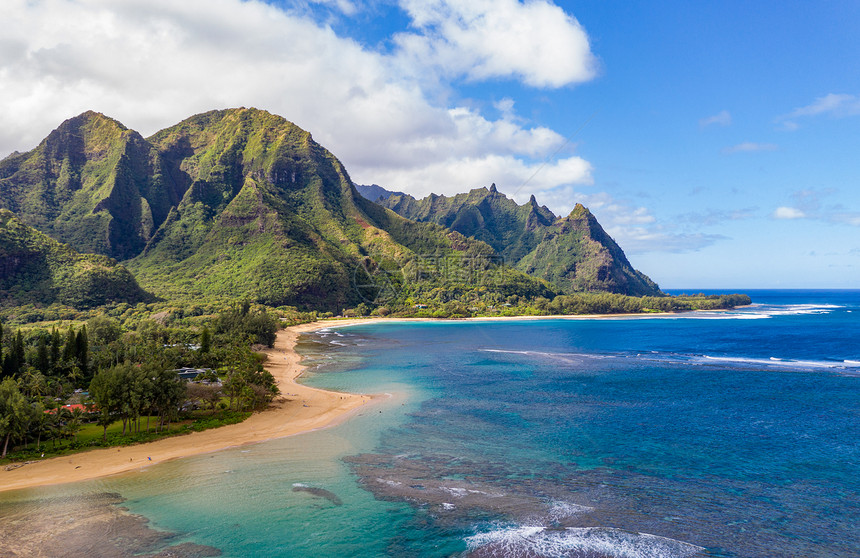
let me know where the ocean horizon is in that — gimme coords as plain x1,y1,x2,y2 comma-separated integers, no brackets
2,289,858,557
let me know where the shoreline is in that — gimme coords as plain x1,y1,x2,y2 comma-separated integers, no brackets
314,309,734,330
0,321,375,493
0,309,736,493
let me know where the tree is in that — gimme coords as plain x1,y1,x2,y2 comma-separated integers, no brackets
49,327,61,373
94,408,114,442
19,366,47,399
138,320,165,345
202,383,223,414
14,331,24,375
66,408,85,442
87,316,122,346
111,363,146,435
148,365,185,431
2,330,25,379
200,327,211,354
31,401,48,450
0,378,32,457
89,367,121,442
36,335,49,374
75,326,89,380
62,326,76,362
214,305,279,347
68,366,83,387
186,382,222,415
221,344,278,411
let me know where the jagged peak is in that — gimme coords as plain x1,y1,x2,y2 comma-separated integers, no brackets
569,203,591,217
393,184,565,221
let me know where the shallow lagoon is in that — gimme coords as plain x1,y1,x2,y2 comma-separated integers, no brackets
2,290,858,557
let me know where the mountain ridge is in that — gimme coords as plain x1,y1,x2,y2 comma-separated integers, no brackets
2,108,656,310
375,185,661,296
0,110,184,260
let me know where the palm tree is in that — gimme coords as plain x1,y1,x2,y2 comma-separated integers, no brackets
19,367,47,398
67,408,85,442
31,402,48,450
67,366,83,388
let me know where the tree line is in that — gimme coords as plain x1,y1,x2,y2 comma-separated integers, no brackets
0,304,280,459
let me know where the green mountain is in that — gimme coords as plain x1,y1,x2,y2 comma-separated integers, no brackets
2,108,659,308
0,209,150,308
516,203,661,296
135,109,508,308
379,185,661,296
1,109,554,310
0,111,183,261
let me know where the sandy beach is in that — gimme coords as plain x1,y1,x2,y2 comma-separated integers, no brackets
0,321,375,493
0,312,685,493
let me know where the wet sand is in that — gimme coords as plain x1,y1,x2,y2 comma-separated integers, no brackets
0,492,222,557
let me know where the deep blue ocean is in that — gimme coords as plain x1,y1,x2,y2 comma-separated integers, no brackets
2,290,858,557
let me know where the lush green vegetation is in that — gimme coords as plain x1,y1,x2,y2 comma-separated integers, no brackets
0,209,150,308
2,108,654,311
2,408,250,463
355,291,751,319
0,304,280,461
380,186,662,297
0,111,182,260
122,109,558,310
0,108,754,464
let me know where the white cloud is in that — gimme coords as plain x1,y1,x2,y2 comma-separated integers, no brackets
772,189,860,226
610,230,727,255
699,110,731,128
721,142,778,154
363,152,593,202
493,97,519,120
773,207,806,219
786,93,860,119
834,213,860,227
0,0,599,215
537,190,726,255
394,0,598,88
777,93,860,130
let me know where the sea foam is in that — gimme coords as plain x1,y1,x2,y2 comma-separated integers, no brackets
465,525,703,558
482,347,859,375
700,354,859,372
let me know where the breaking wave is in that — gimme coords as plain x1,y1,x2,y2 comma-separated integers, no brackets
698,355,860,374
465,525,704,558
480,348,860,375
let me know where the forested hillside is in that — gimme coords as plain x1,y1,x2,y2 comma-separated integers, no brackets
0,209,150,308
1,109,554,311
378,185,661,296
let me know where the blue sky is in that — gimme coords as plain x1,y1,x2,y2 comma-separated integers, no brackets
1,0,858,288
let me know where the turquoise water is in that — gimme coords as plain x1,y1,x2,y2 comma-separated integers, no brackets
2,290,858,557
